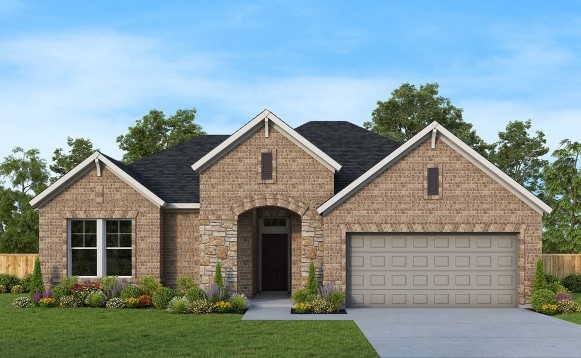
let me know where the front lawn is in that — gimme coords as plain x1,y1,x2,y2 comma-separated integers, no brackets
555,293,581,325
0,293,377,357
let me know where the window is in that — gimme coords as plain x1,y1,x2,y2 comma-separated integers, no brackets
261,152,273,180
427,167,439,195
263,218,287,227
69,219,132,277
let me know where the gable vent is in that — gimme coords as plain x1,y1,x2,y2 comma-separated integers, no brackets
427,167,439,195
261,152,273,180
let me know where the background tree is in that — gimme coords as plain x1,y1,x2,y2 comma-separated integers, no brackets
50,137,96,182
364,82,492,157
542,140,581,253
0,147,49,253
490,120,549,197
116,108,206,164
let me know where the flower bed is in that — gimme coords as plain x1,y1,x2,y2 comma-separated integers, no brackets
291,261,346,314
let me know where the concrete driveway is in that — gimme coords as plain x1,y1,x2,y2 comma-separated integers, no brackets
348,308,581,358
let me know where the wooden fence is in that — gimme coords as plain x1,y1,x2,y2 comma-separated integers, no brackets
543,254,581,278
0,254,38,277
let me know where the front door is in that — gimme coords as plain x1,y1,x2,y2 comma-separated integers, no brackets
261,234,288,291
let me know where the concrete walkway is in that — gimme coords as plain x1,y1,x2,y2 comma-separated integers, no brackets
244,295,581,357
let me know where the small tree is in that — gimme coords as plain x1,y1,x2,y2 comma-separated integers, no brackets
214,261,224,290
29,256,44,295
306,261,318,295
532,257,547,294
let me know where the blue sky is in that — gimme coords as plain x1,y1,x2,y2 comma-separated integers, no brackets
0,1,580,165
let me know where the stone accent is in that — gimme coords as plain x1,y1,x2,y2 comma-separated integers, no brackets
38,166,161,287
161,211,199,288
199,220,238,291
323,137,542,305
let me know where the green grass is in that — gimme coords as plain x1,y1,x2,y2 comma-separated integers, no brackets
555,292,581,324
0,294,377,357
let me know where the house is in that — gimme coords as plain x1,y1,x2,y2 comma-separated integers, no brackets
30,109,551,307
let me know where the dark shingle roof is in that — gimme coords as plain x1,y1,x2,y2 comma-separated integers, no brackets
118,122,400,203
295,121,400,193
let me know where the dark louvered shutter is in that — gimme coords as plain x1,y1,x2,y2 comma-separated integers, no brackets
427,167,439,195
261,152,273,180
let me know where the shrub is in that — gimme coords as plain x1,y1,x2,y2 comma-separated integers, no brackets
137,294,153,307
213,301,231,313
51,285,70,301
99,276,118,299
59,295,82,308
167,297,189,314
139,275,161,296
11,285,24,294
311,298,335,314
0,285,6,293
60,276,78,290
184,287,205,302
540,304,559,315
38,297,57,308
124,298,140,308
85,291,106,307
545,273,560,285
306,261,318,296
562,274,581,293
329,291,344,311
320,282,344,312
548,281,567,294
557,299,581,314
531,288,557,312
106,297,125,309
0,274,20,291
21,274,32,292
292,289,316,304
532,257,547,294
177,275,197,296
188,300,214,314
205,283,225,303
293,302,311,314
29,257,44,295
230,293,248,313
13,296,32,308
214,262,224,290
120,284,144,299
152,287,175,309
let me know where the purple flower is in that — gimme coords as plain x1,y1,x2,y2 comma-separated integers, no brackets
33,290,41,303
42,290,51,299
74,284,80,291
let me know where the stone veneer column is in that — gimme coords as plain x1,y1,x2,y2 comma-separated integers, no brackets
301,214,325,285
199,219,238,292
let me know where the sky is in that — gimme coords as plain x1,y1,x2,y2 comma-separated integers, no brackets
0,0,580,166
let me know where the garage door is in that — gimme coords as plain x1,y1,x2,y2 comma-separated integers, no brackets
347,234,517,307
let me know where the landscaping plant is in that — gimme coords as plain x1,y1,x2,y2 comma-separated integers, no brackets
176,275,197,296
120,284,145,300
205,283,224,303
0,285,6,293
20,274,32,292
11,285,24,294
214,262,224,290
29,256,44,295
306,261,318,296
532,257,547,294
230,293,248,313
167,297,189,314
137,294,153,307
0,274,20,291
38,297,57,308
86,291,106,307
531,288,557,312
562,274,581,293
139,275,161,296
99,276,118,299
124,298,140,308
540,304,559,315
50,285,70,301
184,287,205,302
152,287,175,310
106,297,125,309
188,299,214,314
12,296,32,308
59,295,82,308
60,276,78,290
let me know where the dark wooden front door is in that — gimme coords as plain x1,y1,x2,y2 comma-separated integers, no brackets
262,234,288,291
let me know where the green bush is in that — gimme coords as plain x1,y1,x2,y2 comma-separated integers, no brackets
230,293,248,313
11,285,24,294
29,257,44,295
86,291,106,307
548,281,567,294
562,274,581,293
184,287,205,302
120,284,144,299
214,262,224,290
59,295,82,308
99,276,118,299
0,285,6,293
531,288,557,312
60,276,78,290
51,285,70,301
0,274,20,291
106,297,125,309
329,291,344,311
152,287,175,310
139,275,161,296
20,274,32,292
177,275,197,296
306,261,318,296
188,300,214,314
557,299,581,314
311,298,335,313
167,297,189,314
12,296,32,308
532,257,547,294
545,273,560,285
205,284,225,303
292,289,316,304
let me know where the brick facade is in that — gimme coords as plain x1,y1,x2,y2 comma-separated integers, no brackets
323,137,542,304
161,211,199,288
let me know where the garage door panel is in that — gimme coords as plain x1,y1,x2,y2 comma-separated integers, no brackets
347,234,517,308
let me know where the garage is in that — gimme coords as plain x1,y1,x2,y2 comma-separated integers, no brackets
346,233,518,307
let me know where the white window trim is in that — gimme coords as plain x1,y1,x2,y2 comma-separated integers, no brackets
68,219,132,279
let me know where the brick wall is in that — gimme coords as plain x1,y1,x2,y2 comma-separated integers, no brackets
38,166,161,286
324,137,542,304
161,211,199,288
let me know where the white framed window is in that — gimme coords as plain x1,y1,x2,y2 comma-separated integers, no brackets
68,219,132,278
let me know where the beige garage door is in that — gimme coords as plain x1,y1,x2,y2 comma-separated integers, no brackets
347,234,518,307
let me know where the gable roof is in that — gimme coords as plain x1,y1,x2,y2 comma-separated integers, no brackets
295,121,400,193
30,151,165,208
317,121,553,216
191,109,342,173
